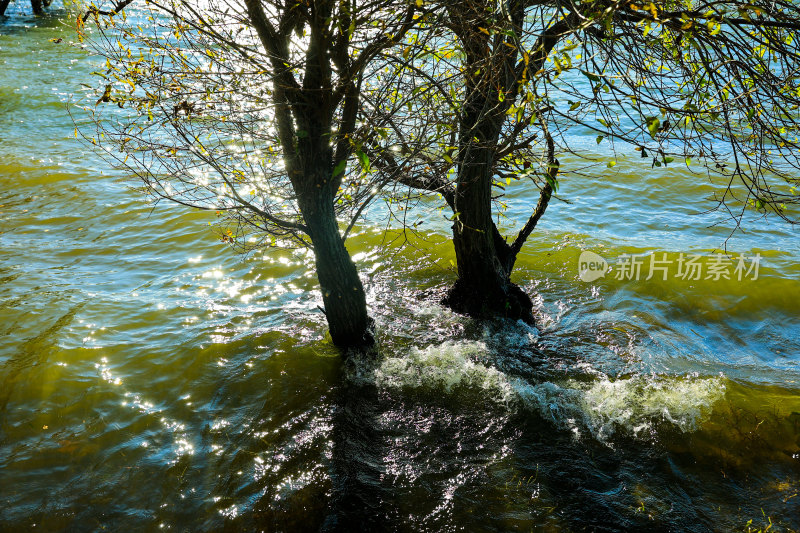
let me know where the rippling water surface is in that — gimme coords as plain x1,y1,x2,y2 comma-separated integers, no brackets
2,5,800,532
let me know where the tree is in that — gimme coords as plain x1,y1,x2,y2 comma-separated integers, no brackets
79,0,418,348
374,0,800,323
436,0,570,323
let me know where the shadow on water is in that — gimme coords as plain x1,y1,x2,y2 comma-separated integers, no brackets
323,375,391,532
0,300,85,418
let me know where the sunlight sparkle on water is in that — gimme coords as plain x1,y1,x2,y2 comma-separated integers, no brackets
96,357,122,386
203,268,224,279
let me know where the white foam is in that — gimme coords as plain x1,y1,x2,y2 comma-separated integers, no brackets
514,374,726,442
350,339,726,444
369,341,516,404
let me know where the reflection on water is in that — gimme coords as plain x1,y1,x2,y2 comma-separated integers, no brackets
2,8,800,533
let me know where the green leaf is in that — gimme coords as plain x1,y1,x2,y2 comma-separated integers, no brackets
356,150,370,173
596,135,604,144
545,174,559,193
332,159,347,178
645,116,660,137
607,160,616,168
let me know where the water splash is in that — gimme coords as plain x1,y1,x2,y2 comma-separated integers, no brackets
347,340,516,405
514,374,726,442
347,335,726,445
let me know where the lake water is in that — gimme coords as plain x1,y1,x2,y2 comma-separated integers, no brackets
2,5,800,532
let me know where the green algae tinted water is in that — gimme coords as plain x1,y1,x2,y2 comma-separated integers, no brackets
1,6,800,532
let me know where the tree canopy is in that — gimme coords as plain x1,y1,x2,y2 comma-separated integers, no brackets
364,0,800,321
80,0,422,347
80,0,800,347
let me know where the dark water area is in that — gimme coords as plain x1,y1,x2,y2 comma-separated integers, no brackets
2,5,800,532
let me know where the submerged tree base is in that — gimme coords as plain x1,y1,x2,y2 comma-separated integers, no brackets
347,317,377,351
442,278,535,326
324,314,376,353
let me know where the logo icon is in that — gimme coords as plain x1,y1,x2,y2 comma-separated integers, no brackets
578,251,609,282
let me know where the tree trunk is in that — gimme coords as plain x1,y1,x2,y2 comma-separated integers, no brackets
30,0,43,15
443,145,535,325
0,0,12,17
298,185,374,349
442,2,534,325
